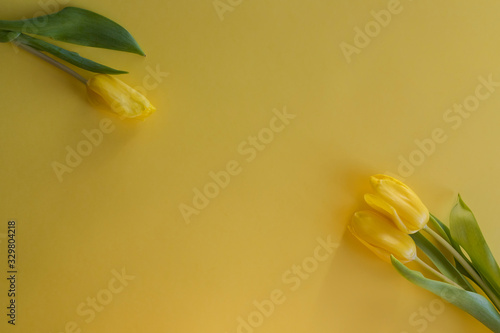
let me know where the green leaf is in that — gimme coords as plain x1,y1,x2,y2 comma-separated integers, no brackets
450,195,500,297
392,256,500,333
430,213,477,282
411,232,475,291
0,7,145,55
428,213,451,243
17,33,127,75
0,30,20,43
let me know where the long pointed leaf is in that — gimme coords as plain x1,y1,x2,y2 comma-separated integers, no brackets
450,195,500,297
0,7,145,55
17,33,126,75
392,256,500,333
411,232,475,291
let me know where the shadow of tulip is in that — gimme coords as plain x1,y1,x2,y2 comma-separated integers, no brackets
311,222,418,332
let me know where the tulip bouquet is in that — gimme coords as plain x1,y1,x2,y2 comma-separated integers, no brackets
0,7,155,119
350,175,500,332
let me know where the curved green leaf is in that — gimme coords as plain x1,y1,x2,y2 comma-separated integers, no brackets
450,195,500,297
17,33,127,75
392,256,500,333
0,30,20,43
411,232,475,291
0,7,145,55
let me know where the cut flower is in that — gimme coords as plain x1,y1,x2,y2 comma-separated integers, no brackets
87,74,156,119
349,210,417,263
365,174,429,234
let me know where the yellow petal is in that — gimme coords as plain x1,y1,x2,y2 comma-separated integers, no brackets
364,193,410,233
349,210,417,263
86,74,156,120
369,174,429,233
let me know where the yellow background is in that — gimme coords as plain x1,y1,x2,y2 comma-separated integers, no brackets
1,0,500,332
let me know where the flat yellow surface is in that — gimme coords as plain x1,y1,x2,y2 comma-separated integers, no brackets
1,1,500,332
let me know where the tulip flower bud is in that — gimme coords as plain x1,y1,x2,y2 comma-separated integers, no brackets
86,74,156,119
349,210,417,263
364,174,429,234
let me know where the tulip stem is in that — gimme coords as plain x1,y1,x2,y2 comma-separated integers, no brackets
14,41,88,84
414,257,463,288
423,225,500,310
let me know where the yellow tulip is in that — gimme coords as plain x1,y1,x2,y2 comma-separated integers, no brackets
86,74,156,119
364,174,429,234
349,210,417,263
